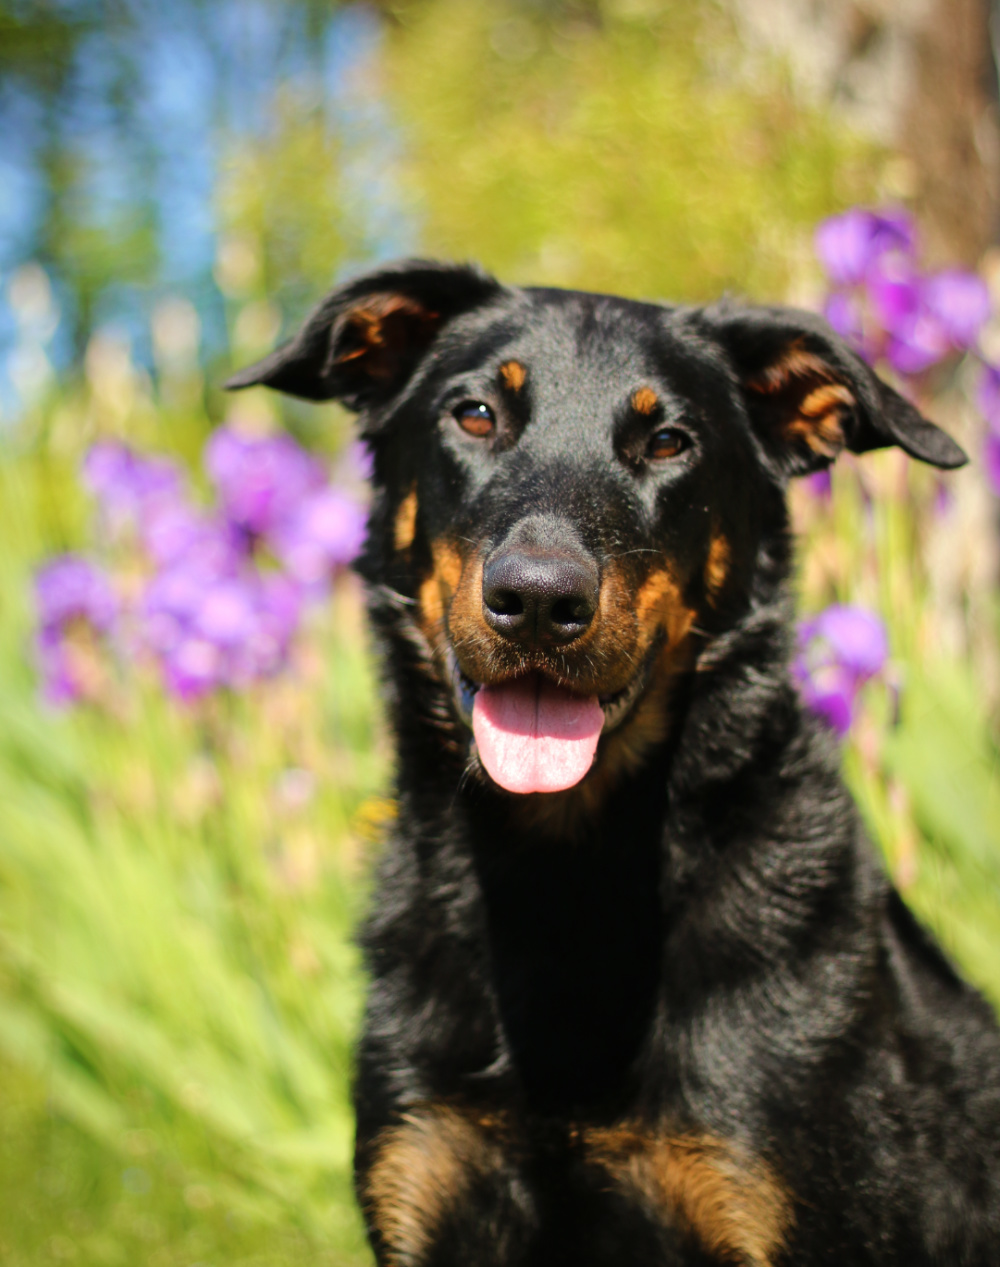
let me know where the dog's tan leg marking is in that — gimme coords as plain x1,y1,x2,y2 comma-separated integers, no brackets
586,1125,791,1266
366,1106,506,1267
499,360,526,391
394,487,419,552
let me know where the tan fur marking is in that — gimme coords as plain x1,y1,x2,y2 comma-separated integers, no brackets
745,341,855,459
499,360,526,391
745,343,832,396
634,566,696,653
704,534,730,605
366,1106,504,1267
632,386,659,415
586,1125,791,1267
394,488,419,552
336,295,440,380
799,381,854,419
417,539,466,643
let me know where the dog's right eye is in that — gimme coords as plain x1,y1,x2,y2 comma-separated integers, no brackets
454,402,496,438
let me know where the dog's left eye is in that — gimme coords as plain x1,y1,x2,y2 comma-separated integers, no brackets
647,427,689,460
454,402,496,437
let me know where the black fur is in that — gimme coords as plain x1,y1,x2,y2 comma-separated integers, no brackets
230,261,1000,1267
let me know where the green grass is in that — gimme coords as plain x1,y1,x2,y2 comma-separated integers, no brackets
0,452,384,1263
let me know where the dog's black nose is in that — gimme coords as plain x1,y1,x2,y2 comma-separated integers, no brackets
482,548,599,646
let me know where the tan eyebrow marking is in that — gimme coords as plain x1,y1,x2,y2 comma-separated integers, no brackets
499,360,526,391
632,386,659,415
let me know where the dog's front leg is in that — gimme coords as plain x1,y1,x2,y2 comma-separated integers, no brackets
356,1103,536,1267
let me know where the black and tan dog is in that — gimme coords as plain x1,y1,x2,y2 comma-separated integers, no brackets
228,261,1000,1266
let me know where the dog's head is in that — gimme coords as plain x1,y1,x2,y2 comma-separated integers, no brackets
229,259,965,800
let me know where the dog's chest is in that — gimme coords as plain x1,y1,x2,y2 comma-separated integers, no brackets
470,802,665,1113
365,1101,791,1267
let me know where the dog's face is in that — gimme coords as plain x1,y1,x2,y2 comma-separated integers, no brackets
229,261,965,799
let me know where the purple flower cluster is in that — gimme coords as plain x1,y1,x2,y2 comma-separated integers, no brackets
35,556,117,705
35,429,367,705
816,208,991,375
794,605,888,736
817,206,998,492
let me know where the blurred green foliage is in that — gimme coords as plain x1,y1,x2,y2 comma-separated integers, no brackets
385,0,879,299
2,2,1000,1264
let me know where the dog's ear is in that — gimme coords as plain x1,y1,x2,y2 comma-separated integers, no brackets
703,303,967,476
225,259,502,411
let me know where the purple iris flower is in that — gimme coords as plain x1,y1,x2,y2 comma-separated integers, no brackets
804,469,833,499
34,555,117,705
83,441,184,534
865,266,949,376
984,434,1000,497
823,292,865,345
36,555,117,635
274,488,367,588
794,605,888,736
922,270,991,351
141,540,303,700
205,427,325,541
815,208,915,287
978,363,1000,432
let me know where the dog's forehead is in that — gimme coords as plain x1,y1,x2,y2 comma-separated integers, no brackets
448,286,725,415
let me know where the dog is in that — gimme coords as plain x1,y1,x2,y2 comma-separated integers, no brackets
228,260,1000,1266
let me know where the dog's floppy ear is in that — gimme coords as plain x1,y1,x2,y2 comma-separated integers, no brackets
225,259,502,411
703,303,967,476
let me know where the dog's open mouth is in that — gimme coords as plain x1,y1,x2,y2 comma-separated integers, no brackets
448,650,656,795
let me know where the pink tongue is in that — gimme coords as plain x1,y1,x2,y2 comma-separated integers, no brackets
472,675,604,794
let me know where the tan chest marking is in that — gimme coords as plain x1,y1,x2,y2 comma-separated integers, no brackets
365,1106,506,1267
585,1125,791,1266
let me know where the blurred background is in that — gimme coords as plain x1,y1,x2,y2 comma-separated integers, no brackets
2,1,1000,1263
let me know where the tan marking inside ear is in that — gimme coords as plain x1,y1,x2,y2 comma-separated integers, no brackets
586,1125,791,1267
790,382,854,458
746,342,855,460
745,342,831,396
394,488,419,552
336,295,441,381
366,1106,506,1267
632,386,659,415
499,360,526,391
704,534,730,606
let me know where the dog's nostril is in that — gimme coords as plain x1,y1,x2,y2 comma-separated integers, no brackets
486,588,524,617
550,596,590,627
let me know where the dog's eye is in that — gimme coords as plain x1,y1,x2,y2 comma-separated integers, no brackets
454,402,496,438
647,427,689,460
